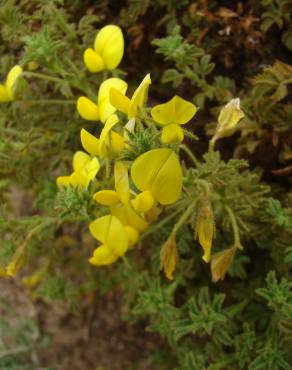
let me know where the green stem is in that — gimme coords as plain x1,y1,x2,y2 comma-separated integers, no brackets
24,72,63,83
195,179,210,195
20,99,75,105
179,144,200,167
172,199,197,235
224,205,243,250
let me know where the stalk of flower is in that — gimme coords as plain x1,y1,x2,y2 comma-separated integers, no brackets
83,25,124,73
56,151,100,189
110,74,151,119
77,78,128,122
151,95,198,143
0,65,23,102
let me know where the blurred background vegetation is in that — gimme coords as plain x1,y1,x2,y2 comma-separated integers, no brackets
0,0,291,369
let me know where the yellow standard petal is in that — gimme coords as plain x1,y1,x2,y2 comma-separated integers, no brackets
109,87,131,115
77,97,99,121
93,190,120,206
151,95,197,126
89,215,128,256
128,73,151,118
83,48,105,73
161,124,184,144
80,128,100,156
89,245,119,266
98,78,128,123
114,161,130,205
73,151,91,172
94,25,124,70
131,148,182,205
132,190,155,213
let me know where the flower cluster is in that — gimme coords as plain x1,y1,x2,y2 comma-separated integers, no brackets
51,25,244,278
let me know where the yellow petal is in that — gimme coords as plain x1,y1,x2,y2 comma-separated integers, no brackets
110,87,131,115
89,215,128,256
5,65,23,99
77,97,99,121
0,84,10,102
110,131,125,155
160,233,178,280
132,190,154,213
128,73,151,118
83,48,105,73
69,171,88,188
114,161,130,205
93,190,120,206
217,98,244,137
89,245,119,266
99,114,119,156
73,151,90,172
85,157,100,184
80,128,100,156
131,148,182,205
151,95,197,125
98,78,128,123
56,176,72,188
94,25,124,70
161,124,184,144
125,226,139,247
111,204,148,232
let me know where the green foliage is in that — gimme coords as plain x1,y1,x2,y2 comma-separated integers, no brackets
0,1,291,369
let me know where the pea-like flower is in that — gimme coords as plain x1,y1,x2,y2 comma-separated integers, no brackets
131,148,183,206
93,161,148,247
77,78,127,123
110,74,151,119
84,25,124,73
56,151,100,189
151,95,198,143
89,215,129,266
80,114,125,158
212,98,244,142
0,65,23,102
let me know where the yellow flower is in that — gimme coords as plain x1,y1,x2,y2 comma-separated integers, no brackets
0,65,23,102
212,98,244,142
151,95,198,143
80,115,125,158
89,215,128,266
131,148,183,205
195,196,215,263
56,151,100,189
110,74,151,119
77,78,127,123
84,25,124,72
93,161,130,206
94,161,148,244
